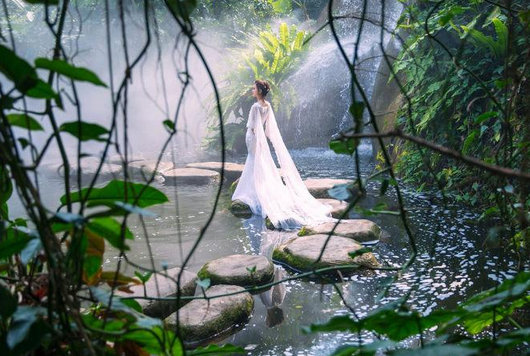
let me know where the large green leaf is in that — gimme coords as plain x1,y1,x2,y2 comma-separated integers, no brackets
0,165,13,220
59,121,109,142
6,114,44,131
0,283,17,320
188,344,246,355
62,180,169,208
35,58,107,87
6,306,47,350
166,0,197,24
0,45,39,93
0,232,33,260
86,217,134,251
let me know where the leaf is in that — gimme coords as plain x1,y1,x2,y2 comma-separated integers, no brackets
6,114,44,131
163,119,175,132
166,0,197,23
0,44,40,94
349,101,365,122
390,344,477,356
0,233,33,260
84,255,102,279
328,183,354,201
25,79,59,101
20,238,42,266
86,217,134,251
329,138,359,155
62,180,169,208
0,283,17,320
7,306,46,349
462,130,478,155
60,121,109,142
380,178,390,196
474,111,498,124
35,58,107,87
0,165,13,220
348,247,373,260
188,344,246,355
197,278,211,290
114,202,157,217
134,271,153,284
100,271,141,288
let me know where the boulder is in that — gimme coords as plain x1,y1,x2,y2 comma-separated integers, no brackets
229,200,252,218
162,168,220,185
198,254,274,288
165,285,253,344
318,198,349,218
186,162,244,182
304,178,353,199
299,219,381,243
273,234,380,272
117,268,196,319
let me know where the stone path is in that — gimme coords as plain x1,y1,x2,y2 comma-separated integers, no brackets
304,178,353,199
300,219,380,243
186,162,244,182
198,254,274,288
162,168,220,185
273,234,380,272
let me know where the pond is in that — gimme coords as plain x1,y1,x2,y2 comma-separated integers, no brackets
13,142,516,355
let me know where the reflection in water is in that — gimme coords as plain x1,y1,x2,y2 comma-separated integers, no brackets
243,214,293,328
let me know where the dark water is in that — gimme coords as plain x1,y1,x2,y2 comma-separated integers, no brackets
11,143,518,355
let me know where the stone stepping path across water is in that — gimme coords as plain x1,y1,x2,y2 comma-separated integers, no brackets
165,285,253,345
317,198,349,218
127,160,175,176
162,168,220,185
117,267,196,319
198,254,274,288
300,219,381,243
186,162,244,183
273,234,380,273
304,178,353,199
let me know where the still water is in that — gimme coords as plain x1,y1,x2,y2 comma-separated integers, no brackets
12,143,517,355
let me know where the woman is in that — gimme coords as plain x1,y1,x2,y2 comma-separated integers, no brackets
232,80,332,230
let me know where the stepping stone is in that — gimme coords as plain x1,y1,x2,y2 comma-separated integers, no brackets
162,168,220,185
165,285,253,344
198,254,274,287
128,160,174,175
318,198,349,218
107,154,146,165
304,178,353,199
44,158,122,178
117,268,196,319
299,219,381,243
229,199,252,218
186,162,244,182
273,234,380,272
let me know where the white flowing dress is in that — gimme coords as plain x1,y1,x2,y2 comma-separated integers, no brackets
232,102,333,230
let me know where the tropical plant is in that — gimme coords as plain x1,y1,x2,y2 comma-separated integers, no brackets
204,22,308,153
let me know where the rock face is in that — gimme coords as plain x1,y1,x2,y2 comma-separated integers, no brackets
186,162,244,183
229,200,252,218
117,268,196,319
300,219,381,243
317,198,349,218
165,285,254,344
273,234,380,272
162,168,220,185
304,178,353,199
198,254,274,288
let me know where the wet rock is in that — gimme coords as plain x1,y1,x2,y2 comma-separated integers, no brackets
317,198,349,218
162,168,220,185
43,158,122,179
304,178,353,199
117,267,196,319
299,219,381,243
229,200,252,218
273,234,380,272
198,254,274,288
165,285,253,344
186,162,244,183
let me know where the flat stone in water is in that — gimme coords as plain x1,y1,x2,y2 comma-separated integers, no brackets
317,198,348,218
128,160,175,175
304,178,353,199
229,199,252,218
162,168,220,185
198,254,274,287
273,234,380,272
165,285,253,344
116,268,196,319
186,162,244,182
300,219,381,243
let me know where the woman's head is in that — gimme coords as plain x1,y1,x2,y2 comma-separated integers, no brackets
252,79,270,99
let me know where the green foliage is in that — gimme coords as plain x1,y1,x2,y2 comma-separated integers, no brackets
205,22,308,152
35,58,107,87
306,271,530,355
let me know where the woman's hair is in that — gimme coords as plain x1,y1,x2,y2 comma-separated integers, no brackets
255,79,271,98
